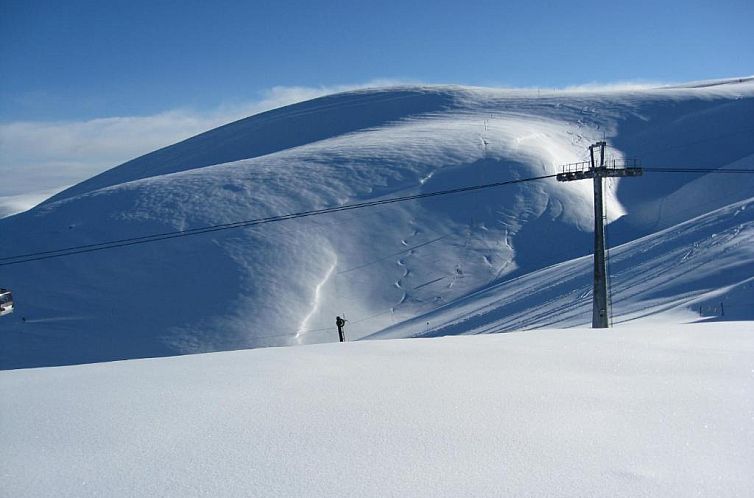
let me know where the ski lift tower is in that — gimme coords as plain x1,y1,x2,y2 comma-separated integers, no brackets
557,142,642,328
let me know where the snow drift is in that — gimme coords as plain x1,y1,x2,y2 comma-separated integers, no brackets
2,324,753,496
1,78,753,369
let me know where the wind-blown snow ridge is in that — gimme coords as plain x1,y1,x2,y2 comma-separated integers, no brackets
1,78,753,369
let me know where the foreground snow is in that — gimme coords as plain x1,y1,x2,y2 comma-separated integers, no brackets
2,323,752,497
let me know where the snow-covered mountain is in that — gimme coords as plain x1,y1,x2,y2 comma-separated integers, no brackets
1,78,753,369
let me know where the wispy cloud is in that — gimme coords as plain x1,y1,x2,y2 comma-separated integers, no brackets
0,191,60,219
0,80,411,217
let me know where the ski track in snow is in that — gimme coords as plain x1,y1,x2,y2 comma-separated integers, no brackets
295,257,338,343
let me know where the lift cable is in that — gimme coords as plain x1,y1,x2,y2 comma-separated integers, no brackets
0,173,559,267
2,168,752,269
643,167,754,174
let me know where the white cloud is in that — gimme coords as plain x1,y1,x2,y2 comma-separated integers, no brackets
0,191,60,218
0,79,413,217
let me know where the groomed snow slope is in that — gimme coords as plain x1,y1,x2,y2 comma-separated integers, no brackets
1,324,752,497
1,79,753,369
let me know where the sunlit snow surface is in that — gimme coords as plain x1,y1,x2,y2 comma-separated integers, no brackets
1,324,752,497
370,198,754,339
1,79,753,368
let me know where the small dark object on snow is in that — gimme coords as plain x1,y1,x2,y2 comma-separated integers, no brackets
336,316,346,342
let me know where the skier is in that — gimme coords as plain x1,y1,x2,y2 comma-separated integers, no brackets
335,315,347,342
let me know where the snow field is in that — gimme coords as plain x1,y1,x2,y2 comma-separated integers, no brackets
1,323,752,497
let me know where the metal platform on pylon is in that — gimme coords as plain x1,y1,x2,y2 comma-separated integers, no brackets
557,158,643,182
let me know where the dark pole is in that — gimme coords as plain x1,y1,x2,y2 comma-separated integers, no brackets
336,316,345,342
557,142,641,328
591,141,609,328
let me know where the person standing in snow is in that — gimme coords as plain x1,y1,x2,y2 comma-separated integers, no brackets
336,316,346,342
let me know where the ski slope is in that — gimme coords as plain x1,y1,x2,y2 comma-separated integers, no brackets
1,78,754,369
370,197,754,339
1,323,752,497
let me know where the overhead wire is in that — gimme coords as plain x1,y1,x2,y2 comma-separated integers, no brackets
0,173,559,267
3,119,750,268
335,233,452,275
246,307,399,343
4,124,754,335
643,167,754,174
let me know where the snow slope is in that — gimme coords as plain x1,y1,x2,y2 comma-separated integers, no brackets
370,197,754,339
1,79,753,369
1,324,752,497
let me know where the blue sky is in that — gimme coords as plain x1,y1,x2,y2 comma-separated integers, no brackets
2,0,753,121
